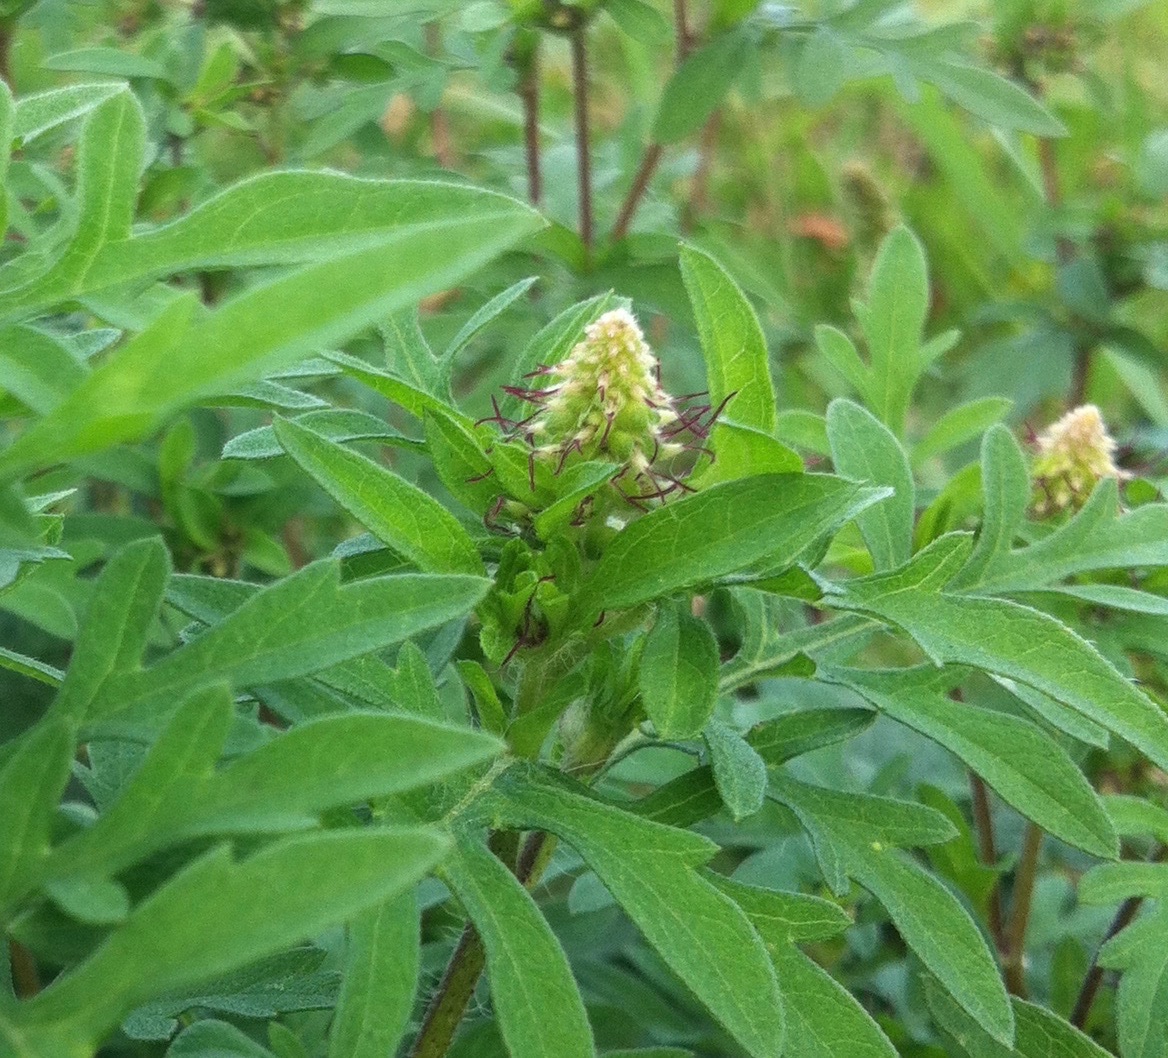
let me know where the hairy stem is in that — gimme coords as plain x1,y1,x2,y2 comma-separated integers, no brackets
1070,843,1166,1029
407,830,552,1058
968,772,1006,954
408,925,486,1058
570,28,593,260
1004,822,1044,997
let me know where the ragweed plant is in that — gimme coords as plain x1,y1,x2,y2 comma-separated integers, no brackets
3,3,1168,1058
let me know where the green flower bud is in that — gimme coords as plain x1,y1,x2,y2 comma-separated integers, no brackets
1031,404,1126,516
498,308,720,513
531,309,680,466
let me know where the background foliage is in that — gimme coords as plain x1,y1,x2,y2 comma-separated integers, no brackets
2,1,1168,1057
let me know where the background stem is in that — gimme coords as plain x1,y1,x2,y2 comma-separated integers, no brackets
519,43,542,208
1003,822,1044,997
1070,843,1166,1029
570,28,593,260
968,772,1006,954
8,939,41,998
611,0,693,241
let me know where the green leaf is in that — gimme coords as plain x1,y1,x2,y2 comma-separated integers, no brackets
856,226,930,436
825,537,1168,774
381,309,449,404
921,59,1067,137
825,665,1118,858
0,645,64,686
606,0,671,44
652,30,750,144
692,422,803,487
795,26,852,106
0,325,89,415
679,243,777,435
639,603,719,739
894,87,1027,270
52,537,170,723
328,895,419,1058
43,47,172,81
964,478,1168,592
775,409,830,456
167,1021,277,1058
0,183,541,478
1098,905,1168,1058
486,767,785,1057
0,718,74,919
708,875,852,945
853,843,1013,1042
771,773,1010,1039
54,684,499,879
121,948,338,1042
443,833,594,1058
1105,794,1168,844
704,718,768,821
630,767,725,827
444,276,538,360
913,397,1013,467
827,398,914,570
948,425,1030,591
744,706,875,765
577,473,877,617
815,325,869,398
274,417,483,575
324,351,459,423
26,90,147,302
1080,862,1168,905
424,406,500,515
223,409,418,461
19,829,450,1051
1013,998,1114,1058
771,942,897,1058
89,562,489,730
769,773,958,851
12,82,128,143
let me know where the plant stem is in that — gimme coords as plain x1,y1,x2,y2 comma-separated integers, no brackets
954,688,1006,958
8,939,41,998
1070,843,1166,1029
968,772,1006,954
0,20,13,89
611,0,693,242
408,829,552,1058
408,923,487,1058
1003,822,1044,997
519,43,542,208
570,27,593,261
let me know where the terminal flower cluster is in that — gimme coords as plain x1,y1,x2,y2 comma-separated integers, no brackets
493,308,726,510
1032,404,1127,516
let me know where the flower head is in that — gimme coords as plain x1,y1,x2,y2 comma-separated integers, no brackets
1031,404,1126,516
495,308,723,510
